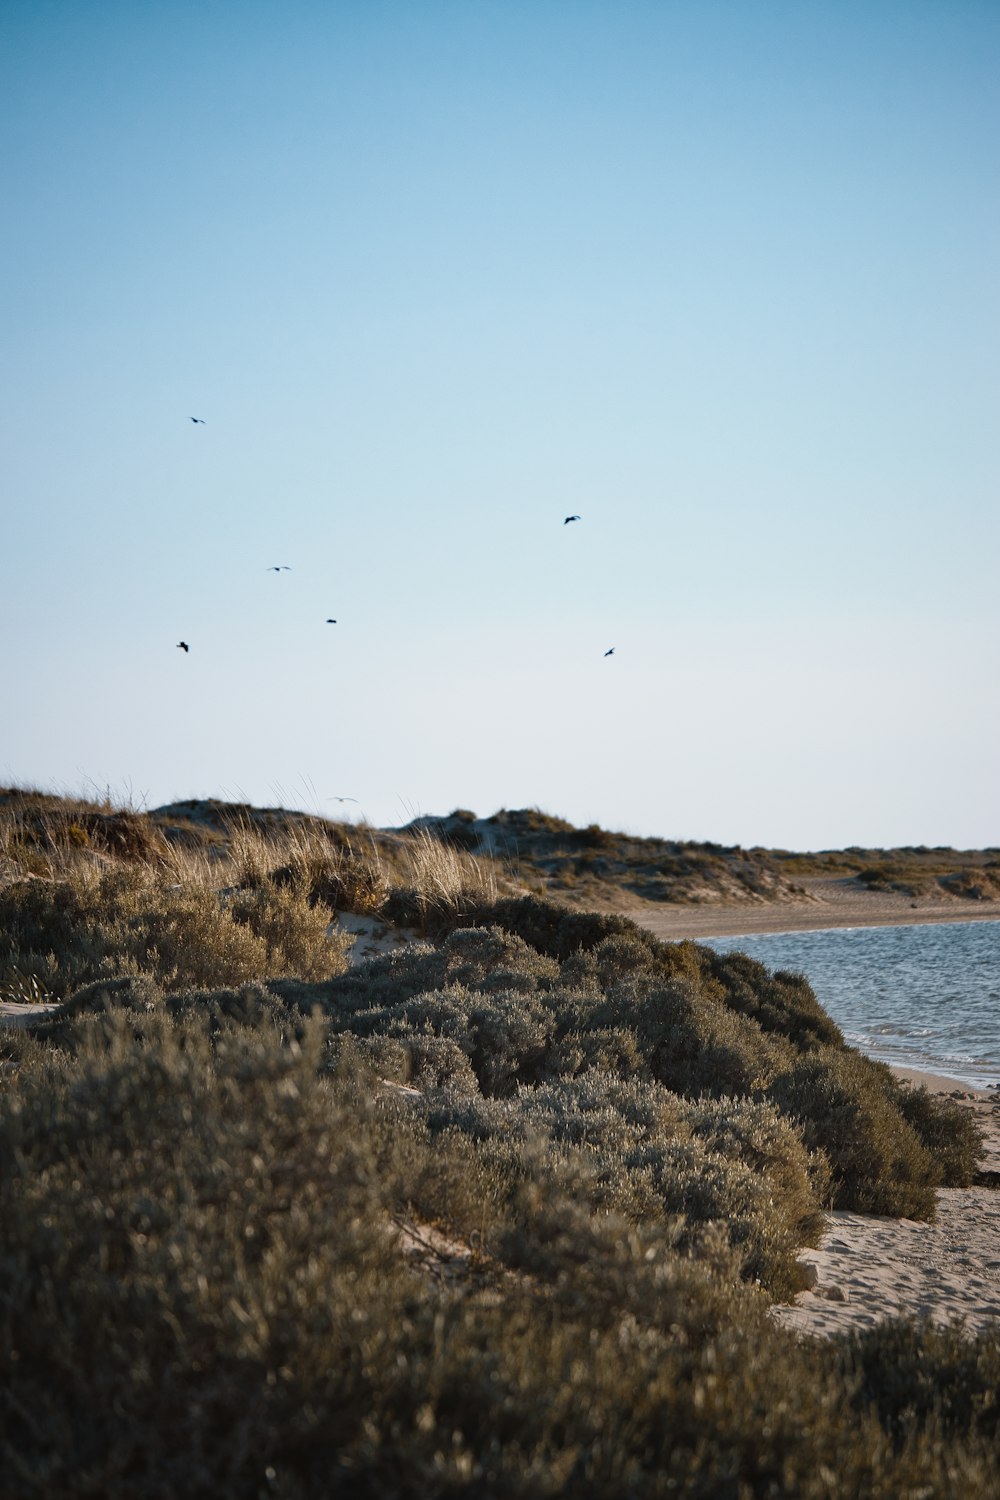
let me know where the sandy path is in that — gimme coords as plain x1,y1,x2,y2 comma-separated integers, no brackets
627,877,1000,941
774,1071,1000,1338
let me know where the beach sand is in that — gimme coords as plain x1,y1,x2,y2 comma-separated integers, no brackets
626,876,1000,941
773,1069,1000,1339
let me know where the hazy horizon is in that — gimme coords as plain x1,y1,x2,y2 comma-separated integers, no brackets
4,1,997,850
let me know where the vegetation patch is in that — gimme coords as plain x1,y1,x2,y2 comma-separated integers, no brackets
0,788,995,1496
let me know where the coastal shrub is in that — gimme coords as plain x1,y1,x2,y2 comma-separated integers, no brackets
562,1023,648,1078
0,865,349,998
420,1074,822,1296
494,1144,762,1326
0,1015,412,1496
433,925,561,992
3,985,1000,1495
685,1093,832,1231
408,899,978,1216
324,1029,483,1096
707,951,845,1049
838,1318,1000,1445
602,975,786,1098
890,1081,984,1186
426,893,649,957
297,925,560,1023
766,1047,940,1217
62,973,165,1017
268,901,979,1219
339,981,569,1099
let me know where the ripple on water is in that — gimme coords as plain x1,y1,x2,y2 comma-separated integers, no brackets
705,920,1000,1089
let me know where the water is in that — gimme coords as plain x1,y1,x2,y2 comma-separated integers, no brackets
705,920,1000,1089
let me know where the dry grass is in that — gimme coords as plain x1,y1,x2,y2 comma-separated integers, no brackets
1,792,501,918
392,825,500,914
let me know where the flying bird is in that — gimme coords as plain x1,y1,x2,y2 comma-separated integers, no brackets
325,618,337,624
190,417,205,424
327,796,358,804
176,641,189,653
604,647,615,657
564,515,581,524
266,565,291,572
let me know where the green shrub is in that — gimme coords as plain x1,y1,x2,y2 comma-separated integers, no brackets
0,866,349,998
2,988,998,1496
891,1081,984,1186
3,868,996,1496
766,1048,940,1217
707,950,845,1049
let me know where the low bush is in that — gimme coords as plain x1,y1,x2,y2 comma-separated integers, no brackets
1,835,995,1497
767,1048,940,1217
2,1011,998,1498
891,1079,984,1186
0,865,349,998
707,950,845,1049
424,1074,823,1296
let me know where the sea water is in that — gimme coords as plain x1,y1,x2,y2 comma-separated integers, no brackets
705,920,1000,1089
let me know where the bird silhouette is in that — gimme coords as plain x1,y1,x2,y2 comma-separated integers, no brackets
176,641,189,653
328,796,358,803
604,647,615,657
190,417,205,424
325,618,337,624
266,565,291,572
564,515,581,524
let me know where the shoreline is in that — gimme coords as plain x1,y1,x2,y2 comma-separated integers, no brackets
625,877,1000,942
627,894,1000,1095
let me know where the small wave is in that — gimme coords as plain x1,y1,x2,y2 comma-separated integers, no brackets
707,923,1000,1088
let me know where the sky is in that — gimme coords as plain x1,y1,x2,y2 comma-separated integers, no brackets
2,0,997,850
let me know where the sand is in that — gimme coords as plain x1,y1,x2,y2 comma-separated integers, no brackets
773,1069,1000,1339
626,876,1000,941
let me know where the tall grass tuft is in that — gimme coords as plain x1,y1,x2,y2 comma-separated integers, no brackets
384,825,500,924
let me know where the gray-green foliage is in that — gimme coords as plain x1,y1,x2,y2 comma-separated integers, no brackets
0,864,348,996
297,911,979,1219
1,1005,998,1498
0,891,991,1497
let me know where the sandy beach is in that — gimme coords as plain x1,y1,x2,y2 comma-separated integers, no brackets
774,1067,1000,1338
628,876,1000,941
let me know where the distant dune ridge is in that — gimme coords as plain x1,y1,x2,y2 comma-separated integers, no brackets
3,786,996,924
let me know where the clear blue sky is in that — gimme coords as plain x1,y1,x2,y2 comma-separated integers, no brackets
3,0,997,849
